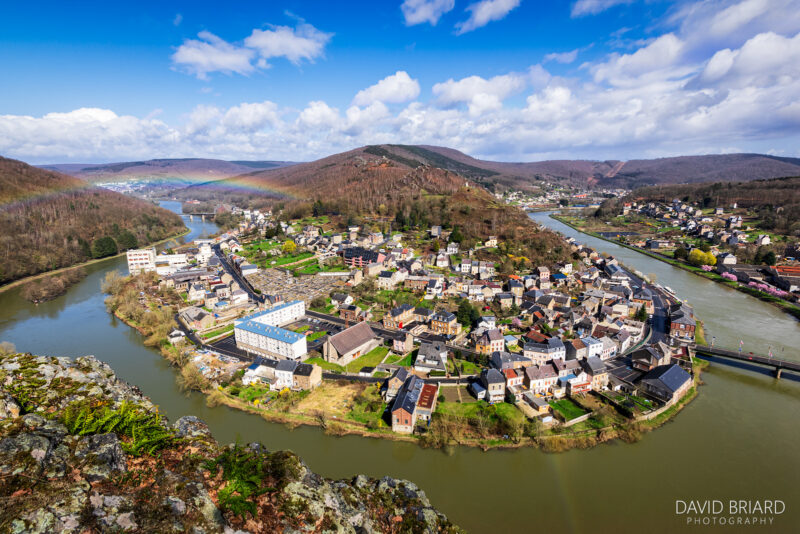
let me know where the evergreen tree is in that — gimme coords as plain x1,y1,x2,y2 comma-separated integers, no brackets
91,237,118,259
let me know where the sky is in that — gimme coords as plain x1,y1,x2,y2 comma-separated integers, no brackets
1,0,799,164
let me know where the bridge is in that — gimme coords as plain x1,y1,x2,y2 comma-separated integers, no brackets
693,345,800,378
184,212,215,222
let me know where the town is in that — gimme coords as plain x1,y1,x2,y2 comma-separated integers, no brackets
121,203,700,445
554,197,800,317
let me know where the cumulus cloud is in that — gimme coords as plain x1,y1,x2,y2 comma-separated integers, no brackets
5,2,800,163
571,0,633,18
455,0,520,34
244,23,332,66
433,73,526,115
171,21,331,79
401,0,455,26
171,31,255,80
353,71,421,106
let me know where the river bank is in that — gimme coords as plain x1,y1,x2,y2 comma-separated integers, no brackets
106,267,705,455
2,204,799,533
0,226,191,296
550,214,800,321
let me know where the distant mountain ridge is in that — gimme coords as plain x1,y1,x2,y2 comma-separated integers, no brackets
0,156,184,284
41,158,296,183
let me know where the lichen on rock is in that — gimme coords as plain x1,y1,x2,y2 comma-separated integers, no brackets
0,352,462,533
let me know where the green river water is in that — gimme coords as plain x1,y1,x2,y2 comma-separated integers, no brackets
0,204,797,533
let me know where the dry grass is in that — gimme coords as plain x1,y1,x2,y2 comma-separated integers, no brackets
292,382,367,418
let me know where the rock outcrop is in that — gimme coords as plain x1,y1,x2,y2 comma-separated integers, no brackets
0,353,461,533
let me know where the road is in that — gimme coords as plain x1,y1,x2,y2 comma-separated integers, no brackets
213,245,264,304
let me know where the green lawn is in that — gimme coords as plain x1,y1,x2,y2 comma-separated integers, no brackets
292,260,349,275
345,346,390,373
386,352,415,367
292,325,310,333
200,323,234,339
549,398,588,421
456,359,481,375
437,400,488,418
307,330,327,342
269,251,314,266
303,357,344,373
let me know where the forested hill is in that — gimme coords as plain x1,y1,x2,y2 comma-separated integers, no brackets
178,146,572,266
177,145,800,196
0,157,185,284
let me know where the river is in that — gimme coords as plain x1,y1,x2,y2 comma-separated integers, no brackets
0,205,797,533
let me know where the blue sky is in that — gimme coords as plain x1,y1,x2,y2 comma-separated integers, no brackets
1,0,799,163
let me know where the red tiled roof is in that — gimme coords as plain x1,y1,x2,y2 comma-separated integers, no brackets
417,384,438,410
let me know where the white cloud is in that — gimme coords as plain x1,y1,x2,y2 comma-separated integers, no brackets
171,31,255,80
455,0,520,34
401,0,455,26
171,21,331,79
353,71,421,106
173,13,183,27
571,0,632,17
244,23,332,66
222,101,281,132
544,49,580,64
433,73,526,115
297,101,340,129
5,2,800,164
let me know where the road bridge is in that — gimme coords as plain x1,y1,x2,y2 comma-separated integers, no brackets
693,345,800,378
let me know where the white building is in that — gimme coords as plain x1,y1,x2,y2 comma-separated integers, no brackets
155,253,189,276
233,300,308,360
127,247,156,275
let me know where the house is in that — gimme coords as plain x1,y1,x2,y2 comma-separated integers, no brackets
234,320,307,361
580,356,608,391
415,383,440,423
339,304,362,323
566,338,588,360
640,364,692,404
581,336,603,359
293,362,322,390
425,278,444,299
180,307,214,330
522,392,551,416
524,364,559,396
414,341,448,374
414,307,434,324
391,375,425,433
490,351,531,370
384,367,409,401
479,369,506,403
429,310,461,336
383,304,414,329
631,345,671,372
502,368,524,388
496,292,514,309
476,328,504,355
566,371,592,395
331,293,353,308
376,271,398,290
669,303,696,342
477,316,496,330
484,236,498,248
756,234,771,246
718,252,737,265
341,247,385,268
323,322,382,366
430,226,442,238
154,323,183,347
446,242,459,255
632,288,655,314
523,337,566,365
242,362,276,387
274,359,299,390
391,331,414,354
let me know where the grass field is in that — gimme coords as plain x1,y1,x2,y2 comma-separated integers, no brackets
199,323,234,339
307,330,327,342
385,352,414,367
303,356,344,373
345,346,390,373
549,398,588,421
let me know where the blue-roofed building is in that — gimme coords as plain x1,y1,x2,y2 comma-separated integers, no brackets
234,301,307,360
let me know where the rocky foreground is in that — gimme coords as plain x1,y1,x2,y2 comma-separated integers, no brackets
0,353,461,533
